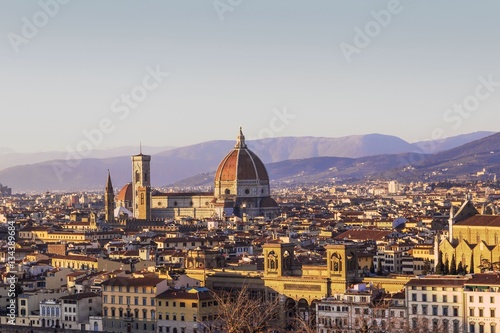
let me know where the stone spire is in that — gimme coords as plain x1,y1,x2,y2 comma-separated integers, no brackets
448,205,454,242
235,126,247,148
106,169,113,193
105,170,115,222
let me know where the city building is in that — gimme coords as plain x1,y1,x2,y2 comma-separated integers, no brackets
464,273,500,333
107,128,280,221
156,287,218,333
101,276,169,333
406,276,469,333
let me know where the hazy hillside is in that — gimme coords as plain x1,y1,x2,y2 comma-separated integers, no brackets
413,131,495,153
0,146,175,171
1,132,498,192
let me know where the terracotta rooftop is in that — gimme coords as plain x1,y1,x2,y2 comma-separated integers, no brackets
334,229,392,241
465,273,500,286
215,147,269,182
102,276,165,287
454,215,500,227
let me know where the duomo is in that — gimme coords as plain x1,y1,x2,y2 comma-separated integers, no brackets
104,128,280,223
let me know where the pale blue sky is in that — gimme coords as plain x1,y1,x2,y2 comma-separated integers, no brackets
1,0,499,152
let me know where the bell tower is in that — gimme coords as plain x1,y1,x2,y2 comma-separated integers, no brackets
132,147,151,219
104,170,115,223
326,244,361,293
263,243,297,277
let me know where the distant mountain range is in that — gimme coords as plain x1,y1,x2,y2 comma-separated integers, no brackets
0,131,496,192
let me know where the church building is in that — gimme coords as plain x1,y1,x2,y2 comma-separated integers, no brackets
439,198,500,273
108,128,280,221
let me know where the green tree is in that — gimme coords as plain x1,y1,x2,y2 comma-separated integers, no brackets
444,257,450,275
436,251,444,275
450,254,457,275
457,261,465,275
470,254,475,274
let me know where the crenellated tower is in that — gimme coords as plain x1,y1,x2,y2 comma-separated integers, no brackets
132,146,151,219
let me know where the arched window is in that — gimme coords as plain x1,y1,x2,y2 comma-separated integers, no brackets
331,253,342,272
135,171,140,183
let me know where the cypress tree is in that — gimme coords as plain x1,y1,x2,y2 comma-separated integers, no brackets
436,251,444,275
444,257,450,275
470,254,475,274
457,261,464,275
450,254,457,275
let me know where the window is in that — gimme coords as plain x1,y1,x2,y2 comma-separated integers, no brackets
470,308,475,316
180,302,185,308
491,297,495,304
118,296,123,305
422,294,427,302
491,309,496,318
412,305,417,315
443,295,447,303
432,294,437,302
479,308,484,317
470,296,474,302
143,297,147,306
422,305,427,315
443,306,448,316
411,294,417,301
151,298,155,306
192,303,197,308
479,324,484,333
470,323,476,333
134,297,139,305
432,306,438,316
479,296,483,303
453,295,458,303
491,324,496,333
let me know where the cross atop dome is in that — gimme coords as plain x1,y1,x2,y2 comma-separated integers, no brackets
235,126,247,149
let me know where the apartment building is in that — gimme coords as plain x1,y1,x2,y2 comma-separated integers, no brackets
406,276,469,333
156,287,218,333
464,273,500,333
101,276,169,333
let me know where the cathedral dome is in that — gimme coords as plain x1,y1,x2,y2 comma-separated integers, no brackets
116,183,133,202
214,128,269,182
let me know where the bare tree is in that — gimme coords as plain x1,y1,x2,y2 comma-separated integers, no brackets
203,284,283,333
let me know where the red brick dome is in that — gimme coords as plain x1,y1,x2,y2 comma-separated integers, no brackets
214,128,269,182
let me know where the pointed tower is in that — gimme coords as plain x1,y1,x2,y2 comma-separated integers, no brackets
132,146,151,219
448,205,455,242
105,170,115,223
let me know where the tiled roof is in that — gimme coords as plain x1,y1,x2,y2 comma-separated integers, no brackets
334,229,392,241
454,215,500,227
215,148,269,182
102,276,165,287
406,277,470,287
465,273,500,286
